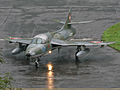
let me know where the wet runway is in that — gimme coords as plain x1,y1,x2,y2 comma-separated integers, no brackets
0,0,120,88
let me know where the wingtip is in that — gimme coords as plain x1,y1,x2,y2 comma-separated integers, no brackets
108,41,116,44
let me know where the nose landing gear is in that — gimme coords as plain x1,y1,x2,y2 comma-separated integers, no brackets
35,58,40,68
26,56,41,68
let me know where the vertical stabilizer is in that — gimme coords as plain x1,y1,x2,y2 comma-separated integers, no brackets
63,8,72,29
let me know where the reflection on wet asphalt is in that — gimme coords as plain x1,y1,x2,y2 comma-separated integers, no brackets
47,70,54,89
1,0,120,88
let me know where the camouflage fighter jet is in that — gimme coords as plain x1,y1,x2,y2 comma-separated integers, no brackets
4,9,114,68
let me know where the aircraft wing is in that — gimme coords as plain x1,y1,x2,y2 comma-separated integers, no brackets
6,37,32,44
51,39,115,46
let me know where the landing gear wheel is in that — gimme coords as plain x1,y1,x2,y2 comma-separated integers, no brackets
35,58,40,68
75,51,79,62
75,46,81,63
35,60,39,68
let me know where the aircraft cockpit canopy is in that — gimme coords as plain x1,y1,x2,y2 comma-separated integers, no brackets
31,34,49,44
31,38,42,44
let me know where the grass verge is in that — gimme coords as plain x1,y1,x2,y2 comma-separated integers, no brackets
102,23,120,50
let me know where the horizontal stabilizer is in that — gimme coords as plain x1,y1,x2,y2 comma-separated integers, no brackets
68,20,95,24
55,20,95,24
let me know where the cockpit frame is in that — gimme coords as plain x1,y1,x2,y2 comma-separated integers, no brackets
31,38,48,44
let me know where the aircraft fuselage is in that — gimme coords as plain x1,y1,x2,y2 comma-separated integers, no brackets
25,27,76,58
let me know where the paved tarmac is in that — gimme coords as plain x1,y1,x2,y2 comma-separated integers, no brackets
0,0,120,88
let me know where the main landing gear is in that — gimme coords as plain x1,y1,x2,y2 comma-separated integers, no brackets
75,46,80,59
75,46,86,62
75,46,81,62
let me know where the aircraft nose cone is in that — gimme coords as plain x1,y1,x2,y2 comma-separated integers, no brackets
26,44,46,57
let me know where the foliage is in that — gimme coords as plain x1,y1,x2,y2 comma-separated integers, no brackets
102,23,120,50
0,58,4,63
0,73,13,89
0,51,4,63
0,52,13,89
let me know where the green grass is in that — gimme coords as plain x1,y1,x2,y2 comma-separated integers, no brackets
102,23,120,50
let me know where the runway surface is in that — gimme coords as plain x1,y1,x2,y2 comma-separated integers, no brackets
0,0,120,88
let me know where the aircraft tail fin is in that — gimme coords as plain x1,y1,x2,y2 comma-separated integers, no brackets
63,8,72,29
62,8,94,29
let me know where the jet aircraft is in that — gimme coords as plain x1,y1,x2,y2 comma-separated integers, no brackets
3,9,114,68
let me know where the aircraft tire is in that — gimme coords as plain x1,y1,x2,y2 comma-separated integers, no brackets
35,61,39,68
